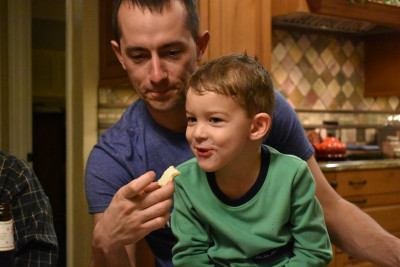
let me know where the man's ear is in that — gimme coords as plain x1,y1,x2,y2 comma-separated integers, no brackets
249,113,271,141
196,30,210,62
111,40,127,71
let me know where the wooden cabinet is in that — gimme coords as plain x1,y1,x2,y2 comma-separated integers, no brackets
198,0,271,69
364,33,400,97
271,0,400,27
99,0,272,86
323,167,400,266
99,0,130,86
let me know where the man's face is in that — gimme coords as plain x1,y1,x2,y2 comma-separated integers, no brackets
114,0,199,113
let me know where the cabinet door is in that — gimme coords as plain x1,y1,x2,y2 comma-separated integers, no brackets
199,0,271,69
364,33,400,97
335,252,377,267
364,204,400,233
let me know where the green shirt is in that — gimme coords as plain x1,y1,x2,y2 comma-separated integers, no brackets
172,145,332,266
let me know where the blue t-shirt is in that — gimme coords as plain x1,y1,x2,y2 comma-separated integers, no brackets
84,89,314,266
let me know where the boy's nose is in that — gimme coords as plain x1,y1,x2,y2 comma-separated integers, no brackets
193,124,208,140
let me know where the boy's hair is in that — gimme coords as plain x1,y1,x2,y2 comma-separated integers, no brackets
188,53,275,118
112,0,199,46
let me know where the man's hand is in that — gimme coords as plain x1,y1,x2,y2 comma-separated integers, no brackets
90,171,175,266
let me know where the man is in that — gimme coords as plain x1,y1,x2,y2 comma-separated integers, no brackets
0,150,58,266
85,0,400,266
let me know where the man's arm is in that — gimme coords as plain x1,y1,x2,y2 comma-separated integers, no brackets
91,213,132,267
90,172,174,267
307,156,400,267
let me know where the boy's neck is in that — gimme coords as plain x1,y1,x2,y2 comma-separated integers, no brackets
214,145,262,199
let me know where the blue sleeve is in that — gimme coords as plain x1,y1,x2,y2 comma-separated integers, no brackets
84,120,138,214
85,145,131,214
264,90,314,161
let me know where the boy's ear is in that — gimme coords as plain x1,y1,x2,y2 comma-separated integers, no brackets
249,113,271,141
111,40,127,71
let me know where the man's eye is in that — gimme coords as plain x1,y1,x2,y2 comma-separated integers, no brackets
168,50,181,57
130,54,145,62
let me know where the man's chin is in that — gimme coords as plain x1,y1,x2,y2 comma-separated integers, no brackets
147,102,184,112
147,100,185,113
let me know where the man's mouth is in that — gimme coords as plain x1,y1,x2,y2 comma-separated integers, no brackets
149,89,171,97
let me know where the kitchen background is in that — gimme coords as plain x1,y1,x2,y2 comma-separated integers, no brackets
98,28,400,146
3,1,399,266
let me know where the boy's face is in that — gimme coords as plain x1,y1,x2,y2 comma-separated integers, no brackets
112,0,199,113
185,88,255,172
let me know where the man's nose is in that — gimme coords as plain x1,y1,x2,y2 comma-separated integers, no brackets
150,56,167,83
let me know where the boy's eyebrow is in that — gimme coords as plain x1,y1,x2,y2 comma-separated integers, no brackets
124,41,184,54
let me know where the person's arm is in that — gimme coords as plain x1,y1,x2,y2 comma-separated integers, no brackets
308,156,400,266
171,179,212,267
90,172,174,267
2,154,59,267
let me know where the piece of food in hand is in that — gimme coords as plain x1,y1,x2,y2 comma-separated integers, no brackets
157,166,181,187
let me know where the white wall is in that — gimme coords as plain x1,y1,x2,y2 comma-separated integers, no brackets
66,0,98,265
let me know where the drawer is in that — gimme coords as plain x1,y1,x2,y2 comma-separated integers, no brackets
335,252,377,267
345,192,400,208
324,172,337,190
335,231,400,267
363,204,400,233
336,169,400,197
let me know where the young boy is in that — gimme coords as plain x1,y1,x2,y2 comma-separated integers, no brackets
171,54,332,266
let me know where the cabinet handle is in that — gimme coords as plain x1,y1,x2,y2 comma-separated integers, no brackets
348,180,367,186
330,181,337,189
350,199,367,204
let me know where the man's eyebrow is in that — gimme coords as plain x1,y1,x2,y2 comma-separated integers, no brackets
125,46,146,54
161,41,184,49
124,41,185,54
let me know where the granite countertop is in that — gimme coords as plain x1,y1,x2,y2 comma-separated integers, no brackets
318,159,400,172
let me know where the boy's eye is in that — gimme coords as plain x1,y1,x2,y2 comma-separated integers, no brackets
210,118,222,123
187,117,196,124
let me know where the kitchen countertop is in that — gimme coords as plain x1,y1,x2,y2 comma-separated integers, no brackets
318,159,400,172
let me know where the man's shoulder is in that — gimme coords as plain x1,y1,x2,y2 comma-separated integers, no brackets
0,151,31,175
99,100,148,142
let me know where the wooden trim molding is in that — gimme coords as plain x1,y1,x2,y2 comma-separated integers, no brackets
7,0,32,160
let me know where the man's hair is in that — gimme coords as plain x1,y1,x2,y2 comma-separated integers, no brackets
112,0,199,45
187,53,275,118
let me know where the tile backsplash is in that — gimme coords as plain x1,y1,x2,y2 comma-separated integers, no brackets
271,29,399,112
270,29,399,144
98,29,400,143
